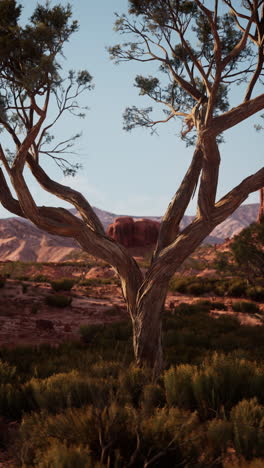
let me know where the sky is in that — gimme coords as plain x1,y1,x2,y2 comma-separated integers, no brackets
0,0,263,219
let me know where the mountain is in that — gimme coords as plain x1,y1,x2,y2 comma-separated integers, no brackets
0,203,259,262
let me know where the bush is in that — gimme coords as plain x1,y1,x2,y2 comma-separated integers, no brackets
45,294,72,308
0,277,5,288
232,301,260,314
206,419,233,457
141,384,166,413
211,301,228,310
33,274,48,282
37,442,93,468
228,280,247,297
231,398,264,459
246,287,264,302
164,354,264,418
50,278,76,292
25,371,112,412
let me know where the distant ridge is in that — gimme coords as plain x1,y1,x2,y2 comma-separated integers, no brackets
0,203,259,262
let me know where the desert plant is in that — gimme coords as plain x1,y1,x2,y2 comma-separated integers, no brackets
232,302,260,314
0,277,5,288
50,278,76,292
231,398,264,460
45,295,72,308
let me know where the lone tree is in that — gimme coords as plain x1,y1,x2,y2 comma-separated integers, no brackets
0,1,263,376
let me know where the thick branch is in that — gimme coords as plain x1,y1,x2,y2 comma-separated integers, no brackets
197,136,220,220
153,146,203,259
211,93,264,135
26,153,105,235
0,168,24,217
213,166,264,224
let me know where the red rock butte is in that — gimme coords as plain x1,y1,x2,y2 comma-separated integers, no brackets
106,217,160,248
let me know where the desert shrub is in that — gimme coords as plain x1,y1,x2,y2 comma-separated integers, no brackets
0,360,16,384
224,459,264,468
50,278,76,292
211,301,228,310
164,364,196,409
79,277,117,287
19,404,137,467
206,418,233,457
33,274,48,282
45,294,72,308
90,361,121,379
37,442,93,468
0,277,5,288
169,277,189,293
228,280,248,298
140,407,200,466
164,354,264,418
231,398,264,460
186,281,208,296
30,304,39,314
246,287,264,302
118,366,150,407
232,301,260,314
25,371,112,412
80,321,132,347
80,324,105,344
141,384,166,413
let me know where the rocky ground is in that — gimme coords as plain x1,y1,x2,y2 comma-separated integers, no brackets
0,264,263,349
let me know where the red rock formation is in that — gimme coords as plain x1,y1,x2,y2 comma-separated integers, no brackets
257,188,264,223
106,217,160,248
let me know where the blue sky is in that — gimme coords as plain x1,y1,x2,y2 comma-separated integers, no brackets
0,0,263,219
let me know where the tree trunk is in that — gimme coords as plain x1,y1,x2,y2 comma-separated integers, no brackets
133,286,168,380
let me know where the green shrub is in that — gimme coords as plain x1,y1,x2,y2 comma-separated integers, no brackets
25,371,112,412
33,274,48,282
21,283,28,294
0,360,16,384
118,366,149,407
246,287,264,302
45,294,72,308
37,442,93,468
228,280,247,297
186,282,207,296
211,301,228,310
50,278,76,292
206,419,233,457
0,277,5,288
141,384,166,413
31,304,39,314
164,354,264,418
164,364,196,409
232,301,260,314
231,398,264,459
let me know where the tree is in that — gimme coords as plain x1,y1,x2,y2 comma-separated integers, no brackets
0,1,263,378
231,218,264,281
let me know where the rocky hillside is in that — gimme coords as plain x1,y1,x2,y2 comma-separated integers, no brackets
0,203,259,262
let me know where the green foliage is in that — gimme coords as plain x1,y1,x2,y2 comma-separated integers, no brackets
164,354,264,418
232,301,260,314
50,278,76,292
25,371,112,413
231,398,264,459
228,280,248,298
36,442,93,468
0,277,5,288
45,294,72,308
231,220,264,281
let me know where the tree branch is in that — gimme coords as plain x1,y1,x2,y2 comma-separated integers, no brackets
153,146,203,259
